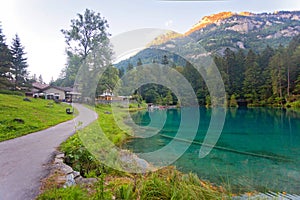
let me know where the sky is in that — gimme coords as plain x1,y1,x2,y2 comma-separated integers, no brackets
0,0,300,83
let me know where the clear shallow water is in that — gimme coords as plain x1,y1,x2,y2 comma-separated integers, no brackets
124,107,300,193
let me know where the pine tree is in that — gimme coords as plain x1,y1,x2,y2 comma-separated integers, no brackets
290,46,300,93
11,34,28,90
0,23,12,89
258,46,274,100
223,48,237,95
243,50,260,102
269,45,287,99
38,74,44,84
234,50,246,95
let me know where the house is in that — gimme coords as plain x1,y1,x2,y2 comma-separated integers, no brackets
43,86,72,101
43,86,81,102
29,82,49,97
96,89,133,103
30,82,81,102
97,89,113,101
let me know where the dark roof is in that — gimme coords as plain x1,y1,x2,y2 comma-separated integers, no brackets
32,82,49,90
43,86,73,92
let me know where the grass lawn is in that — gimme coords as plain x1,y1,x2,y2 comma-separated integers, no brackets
0,94,74,142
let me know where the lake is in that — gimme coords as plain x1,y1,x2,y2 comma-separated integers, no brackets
124,107,300,193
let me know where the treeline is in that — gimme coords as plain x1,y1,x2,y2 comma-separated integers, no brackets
0,24,31,92
214,35,300,106
118,35,300,107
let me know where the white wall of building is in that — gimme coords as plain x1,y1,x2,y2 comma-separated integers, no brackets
43,87,66,100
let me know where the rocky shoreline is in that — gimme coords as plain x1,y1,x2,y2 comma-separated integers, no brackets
40,151,98,192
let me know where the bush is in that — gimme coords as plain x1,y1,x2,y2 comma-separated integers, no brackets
60,134,102,177
0,89,24,96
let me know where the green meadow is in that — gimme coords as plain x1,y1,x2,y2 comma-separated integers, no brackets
0,94,74,142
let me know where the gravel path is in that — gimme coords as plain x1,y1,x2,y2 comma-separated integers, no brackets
0,104,97,200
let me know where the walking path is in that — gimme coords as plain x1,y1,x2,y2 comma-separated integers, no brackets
0,104,98,200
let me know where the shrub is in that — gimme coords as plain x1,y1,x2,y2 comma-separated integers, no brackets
0,89,24,96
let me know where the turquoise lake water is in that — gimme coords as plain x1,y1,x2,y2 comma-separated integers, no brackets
124,107,300,193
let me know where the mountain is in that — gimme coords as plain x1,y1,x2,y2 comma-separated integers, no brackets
115,11,300,69
186,11,300,53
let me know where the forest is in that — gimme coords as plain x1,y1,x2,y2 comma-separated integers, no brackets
39,34,300,107
0,24,32,93
94,35,300,107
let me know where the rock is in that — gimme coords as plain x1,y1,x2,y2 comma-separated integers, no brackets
54,158,63,164
72,171,81,178
56,153,65,159
13,118,24,124
23,98,31,102
64,174,75,187
50,151,100,188
60,164,73,174
120,151,150,173
74,176,83,184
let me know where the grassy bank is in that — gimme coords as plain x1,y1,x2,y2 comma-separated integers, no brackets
38,104,231,200
286,100,300,110
0,94,74,142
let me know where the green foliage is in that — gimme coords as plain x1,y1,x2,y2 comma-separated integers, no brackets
115,184,136,200
143,88,161,104
0,24,13,90
214,38,300,106
164,90,173,105
229,94,238,107
114,34,300,107
60,133,102,176
61,8,110,59
139,169,228,200
60,105,131,177
96,65,120,96
0,89,24,96
286,100,300,108
205,95,211,107
56,8,113,101
112,12,300,108
0,94,73,141
11,34,29,90
37,186,89,200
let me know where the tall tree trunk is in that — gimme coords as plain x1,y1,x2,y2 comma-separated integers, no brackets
287,64,290,97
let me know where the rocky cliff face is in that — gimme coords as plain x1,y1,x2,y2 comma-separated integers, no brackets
185,12,236,35
115,11,300,69
185,11,300,53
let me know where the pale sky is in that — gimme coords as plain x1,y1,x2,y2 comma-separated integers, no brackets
0,0,299,83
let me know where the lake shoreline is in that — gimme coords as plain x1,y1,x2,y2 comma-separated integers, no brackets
124,105,300,195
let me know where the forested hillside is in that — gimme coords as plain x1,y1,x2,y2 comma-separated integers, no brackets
114,34,300,107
